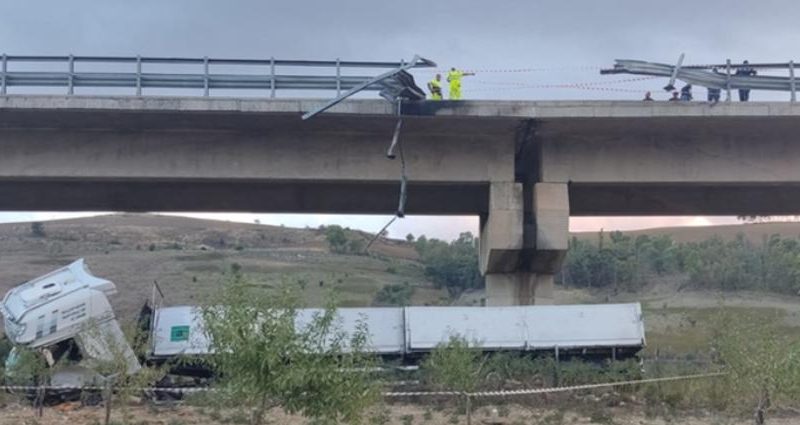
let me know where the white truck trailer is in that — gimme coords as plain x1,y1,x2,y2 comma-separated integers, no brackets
1,259,646,387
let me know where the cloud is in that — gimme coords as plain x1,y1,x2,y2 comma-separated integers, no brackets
0,1,794,238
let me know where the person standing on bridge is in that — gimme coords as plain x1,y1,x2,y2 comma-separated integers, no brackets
427,74,443,100
447,67,475,100
736,60,757,101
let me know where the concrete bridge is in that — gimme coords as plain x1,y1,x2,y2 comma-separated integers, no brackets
2,96,800,305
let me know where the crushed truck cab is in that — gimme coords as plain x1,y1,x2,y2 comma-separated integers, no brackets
1,259,140,381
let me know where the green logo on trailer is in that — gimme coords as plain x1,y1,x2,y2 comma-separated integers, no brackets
170,325,190,342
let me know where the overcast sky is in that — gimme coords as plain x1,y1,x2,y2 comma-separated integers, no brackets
1,0,795,239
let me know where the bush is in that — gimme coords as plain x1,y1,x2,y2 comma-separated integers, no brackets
415,232,483,298
373,283,414,306
421,335,484,394
30,222,46,237
325,225,349,253
711,310,800,423
201,273,380,424
325,225,366,255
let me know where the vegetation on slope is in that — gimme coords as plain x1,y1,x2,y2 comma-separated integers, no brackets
560,231,800,296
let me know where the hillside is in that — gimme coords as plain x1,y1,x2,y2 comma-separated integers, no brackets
3,214,800,356
573,220,800,244
0,214,445,322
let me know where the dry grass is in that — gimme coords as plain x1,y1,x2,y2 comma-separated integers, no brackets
0,214,441,325
2,401,799,425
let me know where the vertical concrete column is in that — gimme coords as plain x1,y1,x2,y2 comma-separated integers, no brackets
481,182,568,306
485,273,555,306
531,182,570,273
479,182,524,274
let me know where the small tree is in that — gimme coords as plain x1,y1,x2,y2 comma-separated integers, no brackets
80,320,166,425
201,273,380,424
712,310,800,424
421,335,485,424
325,225,349,253
30,222,46,237
373,282,414,306
406,233,415,243
421,335,484,395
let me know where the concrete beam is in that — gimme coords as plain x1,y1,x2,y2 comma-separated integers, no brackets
538,116,800,184
0,180,489,215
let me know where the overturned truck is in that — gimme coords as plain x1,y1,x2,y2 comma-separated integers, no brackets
2,259,646,389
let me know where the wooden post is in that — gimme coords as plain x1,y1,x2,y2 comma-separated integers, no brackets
465,393,472,425
104,377,114,425
36,382,45,417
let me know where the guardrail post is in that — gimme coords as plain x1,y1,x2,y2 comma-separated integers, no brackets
790,60,796,103
68,54,75,95
554,345,561,386
203,56,210,97
270,57,276,98
136,56,142,96
336,57,341,96
465,393,472,425
1,54,6,95
725,59,732,103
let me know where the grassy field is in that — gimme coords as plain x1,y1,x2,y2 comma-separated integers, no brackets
2,214,800,357
0,214,447,323
2,215,800,424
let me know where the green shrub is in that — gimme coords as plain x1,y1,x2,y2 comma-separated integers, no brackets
373,283,414,306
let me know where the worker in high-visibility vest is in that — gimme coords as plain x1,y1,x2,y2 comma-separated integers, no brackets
446,67,475,100
427,74,443,100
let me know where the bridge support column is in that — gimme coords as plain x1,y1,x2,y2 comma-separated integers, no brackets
480,182,568,306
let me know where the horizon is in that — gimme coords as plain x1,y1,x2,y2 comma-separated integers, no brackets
0,211,784,242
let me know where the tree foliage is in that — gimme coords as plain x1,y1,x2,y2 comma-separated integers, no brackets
372,282,414,306
324,225,366,255
559,231,800,296
201,273,380,424
415,232,483,298
30,222,46,237
712,311,800,423
421,335,484,394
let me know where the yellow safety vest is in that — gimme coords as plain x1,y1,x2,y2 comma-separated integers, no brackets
447,70,464,85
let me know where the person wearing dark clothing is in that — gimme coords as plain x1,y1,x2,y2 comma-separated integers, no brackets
707,67,722,104
643,91,654,101
669,91,680,101
736,60,757,101
680,84,693,101
707,87,721,104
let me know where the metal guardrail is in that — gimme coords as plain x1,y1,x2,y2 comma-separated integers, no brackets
603,58,799,102
0,54,436,100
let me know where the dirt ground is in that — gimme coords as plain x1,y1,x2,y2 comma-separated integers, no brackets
1,402,799,425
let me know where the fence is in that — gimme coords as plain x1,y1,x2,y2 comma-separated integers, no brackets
0,371,725,425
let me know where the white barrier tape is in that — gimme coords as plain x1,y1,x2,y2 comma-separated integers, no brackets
1,372,725,398
383,372,725,398
468,372,725,397
383,391,462,397
473,76,658,87
0,385,210,394
421,66,605,74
